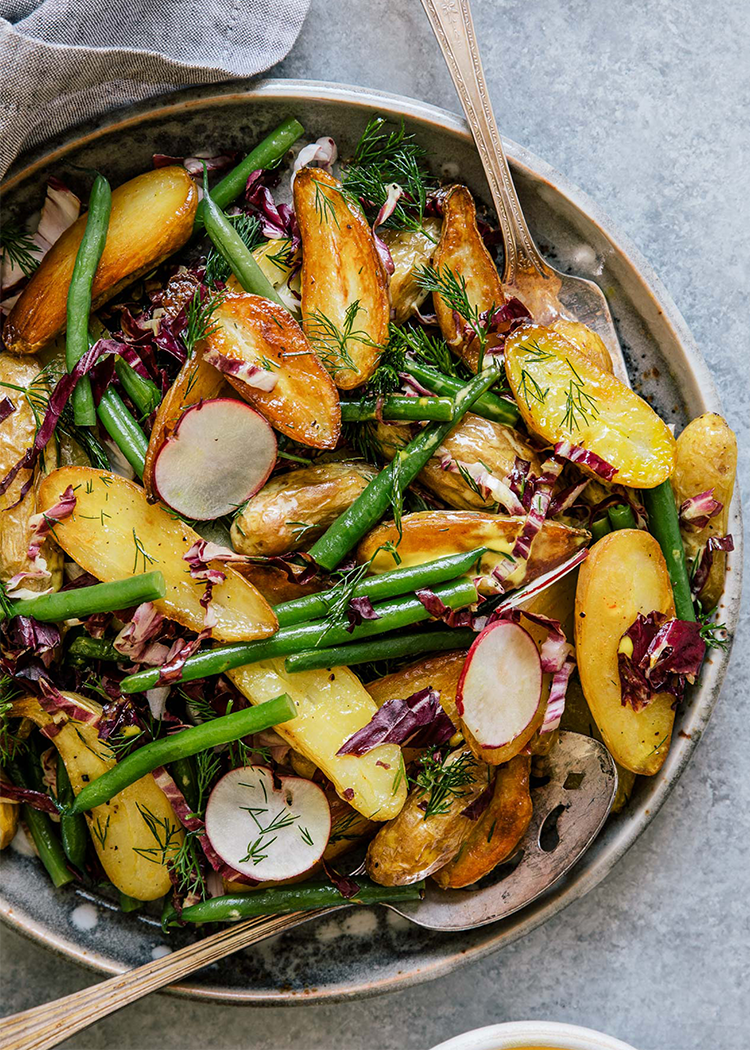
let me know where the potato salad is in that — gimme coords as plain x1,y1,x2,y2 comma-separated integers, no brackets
0,115,736,925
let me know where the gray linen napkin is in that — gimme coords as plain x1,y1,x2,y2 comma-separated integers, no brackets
0,0,310,176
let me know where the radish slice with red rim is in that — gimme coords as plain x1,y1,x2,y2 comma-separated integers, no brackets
153,398,276,520
204,766,331,882
457,620,543,760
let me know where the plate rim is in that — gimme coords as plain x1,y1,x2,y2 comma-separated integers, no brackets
0,77,742,1005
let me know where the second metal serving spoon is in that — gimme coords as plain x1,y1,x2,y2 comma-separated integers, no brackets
0,6,628,1045
419,0,631,385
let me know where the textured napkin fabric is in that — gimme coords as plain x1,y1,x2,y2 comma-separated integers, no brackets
0,0,310,176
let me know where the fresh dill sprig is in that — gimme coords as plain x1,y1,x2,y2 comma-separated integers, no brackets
697,607,730,651
313,180,340,227
133,803,182,863
240,806,299,865
518,368,549,410
194,748,222,818
91,814,111,849
205,214,264,285
131,528,156,574
328,810,363,844
342,116,436,234
286,520,319,543
389,322,460,378
183,288,226,356
0,221,42,279
169,831,207,899
0,684,26,765
415,264,497,367
411,749,477,820
0,581,14,621
560,358,599,431
305,299,378,377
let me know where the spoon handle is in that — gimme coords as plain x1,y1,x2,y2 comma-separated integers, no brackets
419,0,549,282
0,907,338,1050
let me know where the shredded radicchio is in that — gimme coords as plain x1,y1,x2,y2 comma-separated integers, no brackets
203,347,278,391
153,152,236,176
3,617,61,668
0,779,59,815
0,396,16,424
415,588,476,629
618,611,706,711
293,137,338,179
554,440,617,482
461,780,494,820
492,452,565,589
114,603,168,664
483,298,533,354
154,630,212,687
337,687,455,756
323,859,360,899
679,489,723,530
543,656,576,733
548,479,590,518
439,453,525,515
245,170,300,251
38,677,100,726
345,595,380,633
690,535,734,599
26,485,76,562
263,552,319,586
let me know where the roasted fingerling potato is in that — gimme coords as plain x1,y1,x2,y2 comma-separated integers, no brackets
575,530,677,776
551,319,613,374
433,754,532,888
0,355,63,594
431,185,505,371
231,461,377,557
295,168,389,389
672,413,737,610
381,219,442,323
4,167,198,355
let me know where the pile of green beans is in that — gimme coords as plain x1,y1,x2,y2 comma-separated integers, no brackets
643,481,695,621
309,367,503,572
114,358,161,418
120,577,478,693
274,548,485,627
402,359,519,427
67,693,296,814
162,878,424,927
285,625,477,674
5,571,165,624
66,174,111,426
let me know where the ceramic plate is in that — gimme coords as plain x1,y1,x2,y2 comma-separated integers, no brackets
0,79,742,1004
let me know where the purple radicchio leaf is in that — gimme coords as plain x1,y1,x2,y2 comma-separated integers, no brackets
323,859,360,899
690,535,734,599
415,588,477,629
202,348,278,391
0,778,59,815
492,452,565,588
26,485,76,562
0,396,16,424
345,595,380,633
618,611,706,712
245,170,301,251
461,780,494,820
679,489,723,531
554,440,617,481
336,686,455,757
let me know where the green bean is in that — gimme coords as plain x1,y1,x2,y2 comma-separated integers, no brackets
169,755,199,814
7,571,165,624
403,359,519,427
202,170,283,305
120,578,478,693
114,358,161,417
340,395,454,423
590,517,612,543
66,175,112,426
607,504,637,531
67,635,121,664
67,694,295,813
97,387,148,477
285,626,477,673
57,755,88,870
643,480,695,621
274,548,486,627
162,878,424,927
8,759,73,889
310,367,502,571
194,118,305,227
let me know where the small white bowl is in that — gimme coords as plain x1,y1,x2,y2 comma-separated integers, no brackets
430,1020,638,1050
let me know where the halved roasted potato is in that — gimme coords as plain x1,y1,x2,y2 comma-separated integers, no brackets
203,293,341,449
551,319,613,373
228,659,407,821
11,694,180,898
295,168,389,389
672,413,737,610
433,754,532,888
358,510,590,594
431,185,504,371
4,167,198,355
38,466,277,642
366,747,490,886
380,218,442,323
0,355,62,594
505,324,675,488
575,530,676,775
231,461,376,557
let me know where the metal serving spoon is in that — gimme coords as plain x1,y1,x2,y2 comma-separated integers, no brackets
418,0,631,384
1,7,629,1044
0,732,616,1050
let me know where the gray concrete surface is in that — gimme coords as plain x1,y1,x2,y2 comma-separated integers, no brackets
2,0,748,1047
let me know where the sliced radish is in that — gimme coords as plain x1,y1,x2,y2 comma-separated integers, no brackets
204,765,331,882
153,398,276,520
456,620,543,765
